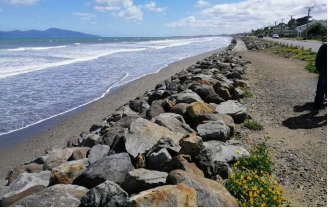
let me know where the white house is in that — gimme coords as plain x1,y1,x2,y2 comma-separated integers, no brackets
296,20,327,37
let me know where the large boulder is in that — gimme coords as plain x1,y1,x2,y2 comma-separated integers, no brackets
192,114,235,135
128,184,197,207
146,105,165,119
195,141,249,179
162,155,204,177
0,171,51,207
5,163,43,185
81,133,101,148
186,102,215,118
80,181,129,207
215,100,248,123
124,118,184,158
189,84,216,101
151,113,195,134
167,170,239,207
88,144,110,164
147,148,172,171
50,159,89,185
196,120,231,142
73,153,134,189
43,148,73,170
11,184,88,207
169,103,188,116
146,137,181,158
129,100,150,114
69,147,90,161
179,133,204,158
121,169,168,195
175,90,203,104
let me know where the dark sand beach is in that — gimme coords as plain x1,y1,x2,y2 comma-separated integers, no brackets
0,47,226,188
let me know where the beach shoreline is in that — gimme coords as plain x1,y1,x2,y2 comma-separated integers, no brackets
0,46,227,185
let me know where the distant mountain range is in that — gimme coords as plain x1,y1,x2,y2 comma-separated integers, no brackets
0,28,101,38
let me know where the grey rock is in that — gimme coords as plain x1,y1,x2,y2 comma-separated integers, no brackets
146,105,165,119
195,141,249,179
88,144,110,164
167,170,239,207
175,90,203,104
44,148,73,170
81,134,101,148
73,153,134,189
0,171,51,207
80,181,129,207
169,103,188,116
197,120,231,142
67,136,83,147
146,137,181,158
124,118,184,158
121,169,168,195
151,113,195,134
233,87,245,99
129,100,150,114
148,148,172,171
6,163,43,185
12,184,89,207
215,100,248,123
190,84,216,101
179,134,204,158
69,147,91,161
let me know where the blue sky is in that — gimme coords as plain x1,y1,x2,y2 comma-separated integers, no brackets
0,0,326,37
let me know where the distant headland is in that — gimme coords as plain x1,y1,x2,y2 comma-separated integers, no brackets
0,28,101,38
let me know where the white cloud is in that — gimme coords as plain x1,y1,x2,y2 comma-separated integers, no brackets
114,5,143,21
6,0,43,6
73,12,97,21
144,1,166,13
165,0,327,34
93,0,133,11
196,0,210,8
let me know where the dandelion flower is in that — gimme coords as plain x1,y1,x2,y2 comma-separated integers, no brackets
236,151,240,154
261,202,266,207
249,191,253,197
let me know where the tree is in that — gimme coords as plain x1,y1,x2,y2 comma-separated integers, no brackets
295,16,312,26
308,23,327,35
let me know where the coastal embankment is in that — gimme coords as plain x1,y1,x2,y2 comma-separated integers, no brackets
0,38,325,207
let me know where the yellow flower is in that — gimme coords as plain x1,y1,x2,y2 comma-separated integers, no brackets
267,157,270,160
250,198,254,205
269,188,272,192
247,170,251,173
273,180,277,185
260,170,264,174
269,175,273,179
273,196,277,200
252,187,257,191
279,199,282,203
257,155,260,158
277,191,281,195
241,175,244,180
243,203,246,207
253,156,257,158
261,202,266,207
273,190,276,194
236,151,240,154
234,166,237,170
255,175,259,179
254,192,258,197
243,180,246,184
244,185,248,189
247,176,252,181
257,190,260,194
249,191,253,197
262,194,266,198
230,174,235,179
260,187,263,191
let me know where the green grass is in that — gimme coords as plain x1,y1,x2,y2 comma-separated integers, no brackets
225,140,290,207
272,46,318,73
244,119,264,131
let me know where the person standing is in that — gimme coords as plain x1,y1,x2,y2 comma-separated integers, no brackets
313,43,327,113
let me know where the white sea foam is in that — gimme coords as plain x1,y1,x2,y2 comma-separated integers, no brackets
0,72,129,137
6,45,67,51
74,43,81,45
0,48,146,78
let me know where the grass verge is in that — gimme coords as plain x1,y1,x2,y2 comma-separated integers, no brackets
244,119,264,131
225,139,290,207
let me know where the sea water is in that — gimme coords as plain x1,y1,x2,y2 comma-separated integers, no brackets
0,36,232,137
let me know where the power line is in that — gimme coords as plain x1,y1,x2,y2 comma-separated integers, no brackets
305,7,314,39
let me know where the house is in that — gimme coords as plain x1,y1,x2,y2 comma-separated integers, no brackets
296,20,327,37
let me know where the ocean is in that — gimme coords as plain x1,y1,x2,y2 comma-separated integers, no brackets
0,36,232,138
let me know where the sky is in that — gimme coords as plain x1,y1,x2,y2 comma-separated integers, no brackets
0,0,327,37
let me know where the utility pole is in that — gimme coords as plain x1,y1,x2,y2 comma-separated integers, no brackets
289,15,294,37
305,7,314,39
281,19,284,35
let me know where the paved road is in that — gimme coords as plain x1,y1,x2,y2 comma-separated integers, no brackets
263,37,324,52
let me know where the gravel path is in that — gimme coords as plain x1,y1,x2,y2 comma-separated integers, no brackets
236,49,327,207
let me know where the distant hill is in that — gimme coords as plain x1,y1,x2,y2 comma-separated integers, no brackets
0,28,101,38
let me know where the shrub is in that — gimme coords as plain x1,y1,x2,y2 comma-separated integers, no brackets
244,119,264,131
305,62,318,73
225,141,290,207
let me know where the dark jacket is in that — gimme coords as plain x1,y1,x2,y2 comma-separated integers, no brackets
315,44,327,78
